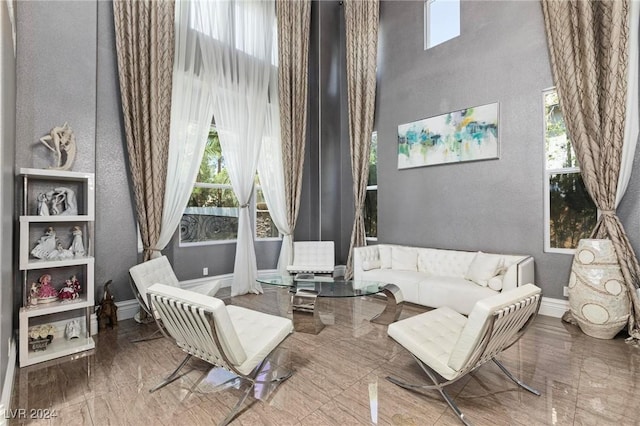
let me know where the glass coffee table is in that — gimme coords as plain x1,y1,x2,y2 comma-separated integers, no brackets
257,275,404,334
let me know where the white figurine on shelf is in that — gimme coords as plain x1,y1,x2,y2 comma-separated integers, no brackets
37,193,50,216
48,243,73,261
31,227,57,260
54,187,78,216
29,283,39,306
40,122,76,171
70,226,85,257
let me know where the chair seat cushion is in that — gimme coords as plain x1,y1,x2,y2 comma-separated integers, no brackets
388,306,467,380
227,305,294,376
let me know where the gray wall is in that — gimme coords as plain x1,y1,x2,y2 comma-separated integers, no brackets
10,0,640,308
376,0,640,299
1,0,16,400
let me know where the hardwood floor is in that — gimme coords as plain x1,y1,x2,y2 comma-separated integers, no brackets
9,286,640,425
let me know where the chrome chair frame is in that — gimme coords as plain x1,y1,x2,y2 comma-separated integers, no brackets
387,292,542,426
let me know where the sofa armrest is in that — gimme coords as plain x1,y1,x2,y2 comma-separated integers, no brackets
353,245,380,281
502,256,535,293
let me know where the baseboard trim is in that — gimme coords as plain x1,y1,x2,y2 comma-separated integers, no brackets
539,296,569,318
0,337,16,422
114,299,142,322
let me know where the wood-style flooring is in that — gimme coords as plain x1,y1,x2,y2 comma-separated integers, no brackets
9,286,640,425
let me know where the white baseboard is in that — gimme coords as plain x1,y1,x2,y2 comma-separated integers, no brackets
0,337,16,424
539,296,569,318
114,299,142,322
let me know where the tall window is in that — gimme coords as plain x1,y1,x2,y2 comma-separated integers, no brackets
181,127,238,244
365,131,378,240
544,89,597,252
180,126,279,245
424,0,460,49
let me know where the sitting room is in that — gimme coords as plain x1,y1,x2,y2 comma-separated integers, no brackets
0,0,639,425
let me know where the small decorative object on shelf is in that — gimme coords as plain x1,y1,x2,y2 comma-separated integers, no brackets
28,324,55,351
29,282,39,306
35,274,58,304
31,226,58,260
40,122,76,171
36,187,78,216
58,275,81,301
64,320,81,340
70,226,85,257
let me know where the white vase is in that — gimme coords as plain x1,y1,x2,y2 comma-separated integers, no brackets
568,239,630,339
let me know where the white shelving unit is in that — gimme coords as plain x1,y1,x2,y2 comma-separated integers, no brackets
18,168,96,367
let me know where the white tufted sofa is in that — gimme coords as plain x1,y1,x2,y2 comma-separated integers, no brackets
353,244,534,315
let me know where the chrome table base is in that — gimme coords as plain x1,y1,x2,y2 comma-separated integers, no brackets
370,284,404,325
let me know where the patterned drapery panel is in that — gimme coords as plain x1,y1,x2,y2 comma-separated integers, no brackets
542,0,640,339
277,0,311,263
113,0,175,262
344,0,379,279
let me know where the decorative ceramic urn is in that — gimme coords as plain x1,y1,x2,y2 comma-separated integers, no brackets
568,239,630,339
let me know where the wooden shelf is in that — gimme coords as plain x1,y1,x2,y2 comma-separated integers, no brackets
20,215,94,223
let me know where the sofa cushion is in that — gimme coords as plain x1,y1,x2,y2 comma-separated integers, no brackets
464,252,503,287
392,246,418,271
488,274,504,291
362,259,381,271
379,245,392,269
419,276,499,315
359,269,424,303
417,249,476,277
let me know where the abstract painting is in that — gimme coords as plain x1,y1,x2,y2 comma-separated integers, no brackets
397,102,499,169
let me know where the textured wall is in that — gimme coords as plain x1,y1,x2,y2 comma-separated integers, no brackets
377,1,560,298
95,1,137,301
0,0,16,399
15,1,96,173
376,1,640,299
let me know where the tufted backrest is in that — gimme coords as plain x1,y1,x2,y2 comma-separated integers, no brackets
447,283,541,372
287,241,335,273
147,283,248,367
129,256,180,311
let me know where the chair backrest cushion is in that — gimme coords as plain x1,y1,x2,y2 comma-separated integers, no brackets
288,241,335,273
129,256,180,309
147,283,247,366
448,283,541,371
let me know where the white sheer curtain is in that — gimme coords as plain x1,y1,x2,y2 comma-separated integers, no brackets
616,0,639,207
258,92,292,275
155,0,215,258
195,0,275,295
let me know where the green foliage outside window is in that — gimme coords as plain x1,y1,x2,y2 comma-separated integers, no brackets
188,127,237,208
544,90,596,249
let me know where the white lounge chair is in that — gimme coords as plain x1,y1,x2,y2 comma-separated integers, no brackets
147,283,294,425
387,283,542,425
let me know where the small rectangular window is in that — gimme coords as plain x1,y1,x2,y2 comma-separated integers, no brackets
365,131,378,240
425,0,461,50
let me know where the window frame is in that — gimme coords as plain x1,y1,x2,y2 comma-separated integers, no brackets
424,0,461,50
179,181,239,247
365,131,378,242
542,87,596,255
253,184,282,242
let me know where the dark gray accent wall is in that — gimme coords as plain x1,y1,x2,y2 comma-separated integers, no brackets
95,1,136,302
1,0,16,398
15,1,96,172
376,0,640,299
